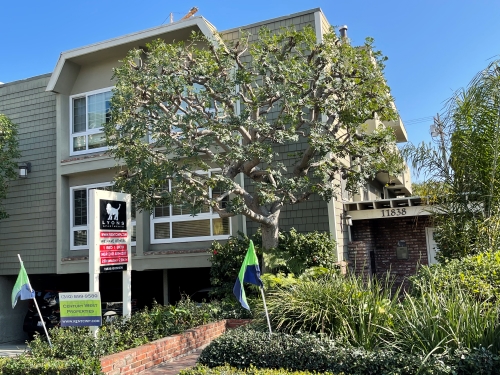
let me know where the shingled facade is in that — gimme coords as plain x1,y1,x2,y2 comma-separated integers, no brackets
0,8,416,342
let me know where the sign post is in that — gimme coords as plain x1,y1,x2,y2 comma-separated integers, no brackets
89,190,132,321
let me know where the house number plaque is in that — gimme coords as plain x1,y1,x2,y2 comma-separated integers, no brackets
381,208,407,217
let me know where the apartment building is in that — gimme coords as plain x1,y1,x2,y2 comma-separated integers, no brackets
0,8,414,342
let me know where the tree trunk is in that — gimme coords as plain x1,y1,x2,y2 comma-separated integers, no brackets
260,220,279,274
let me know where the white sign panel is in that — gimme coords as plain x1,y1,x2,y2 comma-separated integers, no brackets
89,190,132,317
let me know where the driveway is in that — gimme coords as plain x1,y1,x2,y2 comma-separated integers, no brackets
0,342,27,357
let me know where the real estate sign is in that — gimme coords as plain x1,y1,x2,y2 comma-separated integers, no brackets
89,190,132,317
59,292,102,327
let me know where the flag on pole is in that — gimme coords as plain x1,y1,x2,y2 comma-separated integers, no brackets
233,240,263,310
11,261,35,309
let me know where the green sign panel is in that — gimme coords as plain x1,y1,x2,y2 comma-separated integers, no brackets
59,292,102,326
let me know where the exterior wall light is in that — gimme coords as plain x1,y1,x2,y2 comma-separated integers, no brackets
341,212,353,242
345,214,353,227
18,162,31,178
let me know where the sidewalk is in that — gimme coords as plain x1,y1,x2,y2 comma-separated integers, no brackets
0,342,28,357
140,346,204,375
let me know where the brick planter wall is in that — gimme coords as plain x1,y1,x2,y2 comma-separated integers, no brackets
100,319,250,375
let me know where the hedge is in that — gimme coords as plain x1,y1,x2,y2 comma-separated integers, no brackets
198,328,500,375
0,355,100,375
181,364,342,375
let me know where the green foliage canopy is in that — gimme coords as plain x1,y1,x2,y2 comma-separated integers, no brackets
403,60,500,259
105,26,403,250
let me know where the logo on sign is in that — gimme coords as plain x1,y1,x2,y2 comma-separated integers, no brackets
100,199,127,230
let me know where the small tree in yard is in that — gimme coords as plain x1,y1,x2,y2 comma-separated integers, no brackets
105,26,403,261
0,114,20,219
404,60,500,259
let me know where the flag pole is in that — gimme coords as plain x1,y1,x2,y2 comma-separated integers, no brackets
259,286,272,338
17,254,52,348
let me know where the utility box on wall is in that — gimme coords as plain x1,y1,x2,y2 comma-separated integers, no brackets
396,240,408,259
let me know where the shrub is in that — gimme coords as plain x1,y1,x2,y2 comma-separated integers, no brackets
15,298,250,374
265,229,337,275
181,364,343,375
390,281,500,355
198,328,500,375
259,273,399,350
198,328,339,372
410,250,500,302
27,298,243,361
208,232,262,300
0,354,100,374
208,229,337,300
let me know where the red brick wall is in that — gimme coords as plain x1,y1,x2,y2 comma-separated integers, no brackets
349,216,431,287
348,220,375,278
348,241,372,278
100,319,250,375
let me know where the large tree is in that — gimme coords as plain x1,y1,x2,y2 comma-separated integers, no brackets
105,26,403,256
0,114,20,219
403,60,500,259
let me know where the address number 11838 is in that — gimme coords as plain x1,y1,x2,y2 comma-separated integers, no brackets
381,208,407,217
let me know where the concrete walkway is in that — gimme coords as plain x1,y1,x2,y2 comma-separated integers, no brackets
140,346,204,375
0,342,28,357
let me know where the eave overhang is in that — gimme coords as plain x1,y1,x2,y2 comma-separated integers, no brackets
384,116,408,143
46,17,221,94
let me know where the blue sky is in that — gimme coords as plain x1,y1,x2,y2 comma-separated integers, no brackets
2,0,499,153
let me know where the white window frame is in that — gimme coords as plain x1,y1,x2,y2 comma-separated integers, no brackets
148,84,219,143
150,169,232,244
70,182,137,250
69,87,113,156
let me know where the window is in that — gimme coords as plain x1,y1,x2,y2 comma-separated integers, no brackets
148,84,221,143
70,88,112,155
150,170,231,243
70,182,136,250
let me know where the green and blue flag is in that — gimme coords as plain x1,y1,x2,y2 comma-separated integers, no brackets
233,240,263,310
11,261,34,309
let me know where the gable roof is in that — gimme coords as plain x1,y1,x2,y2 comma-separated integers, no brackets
46,17,219,94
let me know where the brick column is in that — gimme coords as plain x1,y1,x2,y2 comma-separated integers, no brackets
348,220,375,278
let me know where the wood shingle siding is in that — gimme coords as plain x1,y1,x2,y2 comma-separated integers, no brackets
0,74,57,275
220,10,331,238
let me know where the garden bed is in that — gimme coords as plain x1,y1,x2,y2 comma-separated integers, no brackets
100,319,250,375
